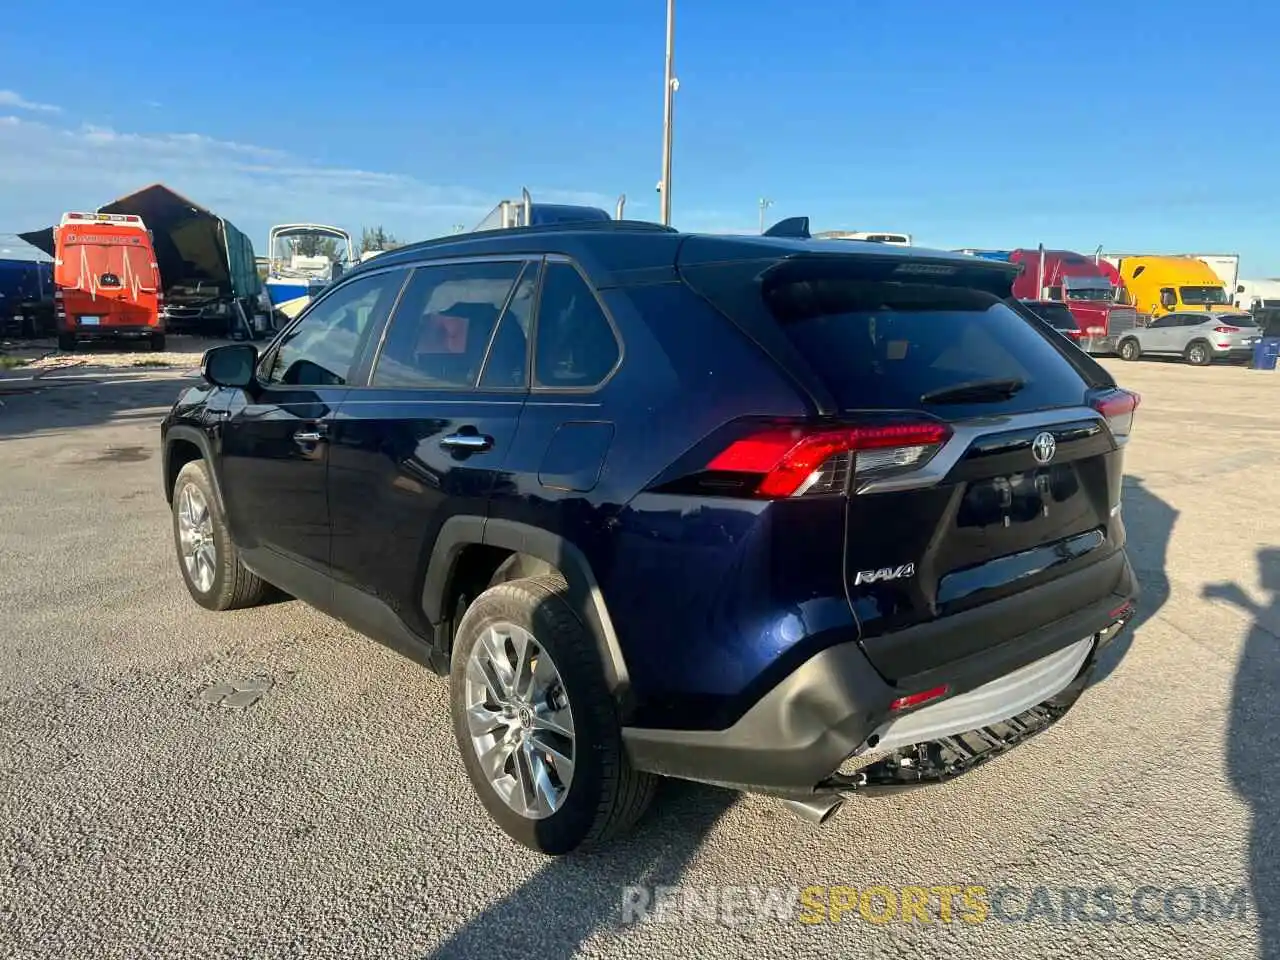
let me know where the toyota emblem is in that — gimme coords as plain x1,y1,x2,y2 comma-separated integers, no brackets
1031,431,1057,465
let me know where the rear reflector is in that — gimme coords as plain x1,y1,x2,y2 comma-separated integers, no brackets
707,421,952,497
1092,389,1139,440
889,684,949,712
1086,326,1105,335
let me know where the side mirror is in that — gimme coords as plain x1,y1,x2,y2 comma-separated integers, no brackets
202,343,258,388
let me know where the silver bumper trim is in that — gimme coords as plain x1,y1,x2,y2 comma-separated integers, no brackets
854,636,1094,758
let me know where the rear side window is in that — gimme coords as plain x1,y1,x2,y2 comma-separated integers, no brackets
764,280,1088,415
372,260,524,388
534,262,620,388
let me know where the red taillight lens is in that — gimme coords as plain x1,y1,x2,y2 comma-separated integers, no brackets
1086,325,1105,335
707,421,952,498
889,684,949,712
1213,325,1239,334
1092,389,1139,440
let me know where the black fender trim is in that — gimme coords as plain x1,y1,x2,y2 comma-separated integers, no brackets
421,516,633,711
163,425,222,508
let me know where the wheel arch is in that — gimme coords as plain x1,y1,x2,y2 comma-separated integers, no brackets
422,516,633,713
164,425,219,506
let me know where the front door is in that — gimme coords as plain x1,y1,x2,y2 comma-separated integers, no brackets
327,258,538,635
218,268,408,587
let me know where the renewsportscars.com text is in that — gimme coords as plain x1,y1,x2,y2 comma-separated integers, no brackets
620,883,1249,926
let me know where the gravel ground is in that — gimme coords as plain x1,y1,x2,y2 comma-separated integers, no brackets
0,360,1276,959
0,336,232,376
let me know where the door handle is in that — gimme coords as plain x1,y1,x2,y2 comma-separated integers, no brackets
293,428,325,444
440,432,493,452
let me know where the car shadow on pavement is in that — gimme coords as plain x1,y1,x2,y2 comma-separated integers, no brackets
0,375,195,439
426,781,736,960
1091,474,1177,684
1204,548,1280,959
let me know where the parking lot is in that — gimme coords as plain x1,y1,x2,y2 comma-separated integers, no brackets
1,358,1276,959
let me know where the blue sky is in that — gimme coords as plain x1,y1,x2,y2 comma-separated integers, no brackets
2,0,1279,273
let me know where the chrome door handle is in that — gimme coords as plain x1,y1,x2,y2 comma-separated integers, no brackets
293,429,325,444
440,433,492,452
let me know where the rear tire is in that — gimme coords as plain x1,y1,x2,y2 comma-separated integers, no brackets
171,460,269,611
1185,340,1212,366
1118,338,1141,361
449,575,656,854
150,333,166,352
57,333,76,352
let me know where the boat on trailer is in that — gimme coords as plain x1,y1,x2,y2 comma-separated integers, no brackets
263,223,353,308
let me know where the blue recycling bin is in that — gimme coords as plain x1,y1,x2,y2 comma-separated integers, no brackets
1251,337,1280,371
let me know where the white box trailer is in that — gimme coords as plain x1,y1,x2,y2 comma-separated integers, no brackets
1191,253,1240,294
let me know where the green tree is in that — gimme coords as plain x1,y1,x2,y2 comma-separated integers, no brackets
293,235,340,259
359,225,402,255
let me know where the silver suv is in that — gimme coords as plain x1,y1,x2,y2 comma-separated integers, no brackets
1117,312,1261,365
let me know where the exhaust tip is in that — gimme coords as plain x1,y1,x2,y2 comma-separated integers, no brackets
782,794,844,826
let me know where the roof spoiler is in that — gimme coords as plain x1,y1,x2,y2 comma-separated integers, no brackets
763,216,810,239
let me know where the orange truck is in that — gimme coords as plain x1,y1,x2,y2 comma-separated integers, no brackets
53,212,164,351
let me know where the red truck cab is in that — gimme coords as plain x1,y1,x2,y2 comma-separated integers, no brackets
1009,248,1137,356
53,212,164,352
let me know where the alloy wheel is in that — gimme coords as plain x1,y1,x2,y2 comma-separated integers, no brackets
177,484,217,593
463,622,576,819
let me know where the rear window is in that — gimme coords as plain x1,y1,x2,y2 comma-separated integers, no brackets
763,280,1089,415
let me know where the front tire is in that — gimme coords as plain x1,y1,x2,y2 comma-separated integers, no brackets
150,333,166,352
171,460,269,611
1118,338,1141,361
449,575,655,854
57,333,76,352
1185,340,1212,366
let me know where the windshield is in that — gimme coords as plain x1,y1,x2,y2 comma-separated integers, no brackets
271,229,352,272
1061,275,1114,302
1180,285,1228,305
1063,286,1113,302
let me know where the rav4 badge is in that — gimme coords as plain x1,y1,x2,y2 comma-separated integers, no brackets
854,563,916,586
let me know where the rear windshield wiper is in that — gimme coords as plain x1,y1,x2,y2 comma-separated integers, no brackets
920,378,1026,405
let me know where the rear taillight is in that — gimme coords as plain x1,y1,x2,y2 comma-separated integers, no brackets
1092,389,1139,440
1086,326,1105,335
889,684,949,712
1213,325,1239,334
706,421,952,498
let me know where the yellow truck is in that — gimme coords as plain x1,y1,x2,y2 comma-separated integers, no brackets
1101,254,1238,319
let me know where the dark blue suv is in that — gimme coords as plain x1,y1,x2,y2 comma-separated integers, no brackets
161,216,1139,854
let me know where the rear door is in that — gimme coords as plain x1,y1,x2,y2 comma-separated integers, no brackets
755,272,1129,680
326,258,537,635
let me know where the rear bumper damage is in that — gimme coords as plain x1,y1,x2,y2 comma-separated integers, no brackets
623,553,1137,799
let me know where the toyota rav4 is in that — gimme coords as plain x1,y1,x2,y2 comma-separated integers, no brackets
160,217,1139,854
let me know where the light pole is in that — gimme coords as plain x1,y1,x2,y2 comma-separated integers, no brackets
658,0,677,226
758,197,774,234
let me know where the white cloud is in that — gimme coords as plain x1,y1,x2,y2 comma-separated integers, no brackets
0,90,61,113
0,115,619,245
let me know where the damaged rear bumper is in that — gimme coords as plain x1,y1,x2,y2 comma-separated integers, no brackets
622,555,1136,798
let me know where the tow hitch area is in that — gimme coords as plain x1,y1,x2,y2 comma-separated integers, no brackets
826,682,1086,793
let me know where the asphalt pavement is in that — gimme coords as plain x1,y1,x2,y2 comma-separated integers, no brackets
1,360,1277,959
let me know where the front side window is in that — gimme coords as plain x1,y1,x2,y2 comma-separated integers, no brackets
533,262,620,388
372,260,524,388
262,270,405,386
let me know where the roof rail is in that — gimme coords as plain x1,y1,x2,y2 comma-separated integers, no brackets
763,216,810,239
